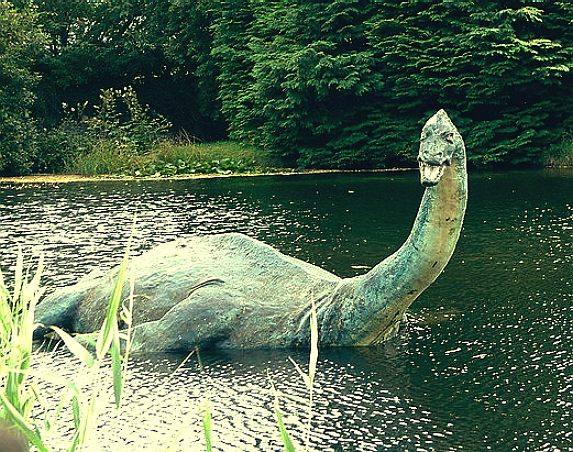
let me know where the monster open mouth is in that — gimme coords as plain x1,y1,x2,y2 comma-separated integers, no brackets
419,161,446,187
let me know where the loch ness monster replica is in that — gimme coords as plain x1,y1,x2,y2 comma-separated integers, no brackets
34,109,468,352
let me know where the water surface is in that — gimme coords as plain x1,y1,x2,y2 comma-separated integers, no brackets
1,170,572,450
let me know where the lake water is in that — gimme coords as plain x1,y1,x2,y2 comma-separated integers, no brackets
1,170,572,451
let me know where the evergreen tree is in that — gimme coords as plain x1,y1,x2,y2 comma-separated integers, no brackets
33,0,222,138
212,0,573,167
209,0,258,142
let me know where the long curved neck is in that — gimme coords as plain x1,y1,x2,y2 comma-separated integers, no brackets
386,142,468,289
324,144,467,345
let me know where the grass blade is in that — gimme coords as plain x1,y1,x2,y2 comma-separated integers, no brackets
71,395,81,430
287,357,311,390
11,248,23,306
110,324,123,408
274,396,296,452
96,239,131,359
203,398,213,452
308,298,318,385
304,298,319,450
49,326,95,368
0,393,50,452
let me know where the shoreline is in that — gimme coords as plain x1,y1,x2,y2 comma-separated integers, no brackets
0,167,418,185
0,165,571,185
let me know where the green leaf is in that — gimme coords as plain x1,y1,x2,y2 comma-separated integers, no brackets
111,324,123,408
203,398,213,452
274,400,296,452
49,326,95,368
96,239,131,358
308,298,319,385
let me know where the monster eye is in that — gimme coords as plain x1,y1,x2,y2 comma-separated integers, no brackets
444,132,455,144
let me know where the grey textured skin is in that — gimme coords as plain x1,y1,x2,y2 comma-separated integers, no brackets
34,110,467,352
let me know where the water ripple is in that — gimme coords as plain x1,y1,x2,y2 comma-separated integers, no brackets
2,171,573,450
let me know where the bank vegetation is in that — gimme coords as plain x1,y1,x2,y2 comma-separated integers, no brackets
1,1,573,176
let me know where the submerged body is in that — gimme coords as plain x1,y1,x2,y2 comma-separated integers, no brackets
36,233,341,350
34,110,467,352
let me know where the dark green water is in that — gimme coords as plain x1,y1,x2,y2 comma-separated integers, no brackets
1,170,572,450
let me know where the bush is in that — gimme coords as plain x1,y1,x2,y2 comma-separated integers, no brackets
545,137,573,167
65,140,275,177
39,87,172,173
83,87,172,154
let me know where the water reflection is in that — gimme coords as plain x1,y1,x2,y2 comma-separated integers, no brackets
0,174,422,289
2,170,573,450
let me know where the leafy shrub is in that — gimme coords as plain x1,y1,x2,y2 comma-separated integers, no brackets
40,87,172,173
33,120,87,173
545,136,573,167
0,120,39,175
83,87,172,154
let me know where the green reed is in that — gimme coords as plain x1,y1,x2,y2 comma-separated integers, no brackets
203,398,213,452
0,243,133,451
65,139,278,177
273,298,319,452
0,250,48,451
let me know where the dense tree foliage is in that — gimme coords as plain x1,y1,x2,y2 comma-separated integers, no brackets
210,0,573,167
32,0,222,137
0,0,572,174
0,1,44,174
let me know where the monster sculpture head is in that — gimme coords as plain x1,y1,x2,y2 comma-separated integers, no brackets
417,109,463,187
